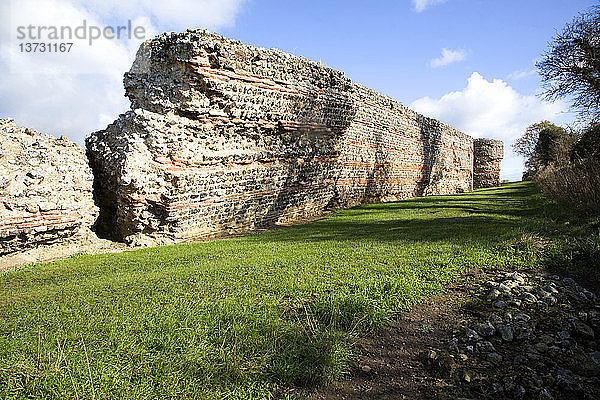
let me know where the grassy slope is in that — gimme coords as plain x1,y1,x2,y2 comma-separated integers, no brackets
0,182,593,399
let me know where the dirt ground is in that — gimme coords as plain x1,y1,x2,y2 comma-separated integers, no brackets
308,270,486,400
0,228,129,272
308,268,600,400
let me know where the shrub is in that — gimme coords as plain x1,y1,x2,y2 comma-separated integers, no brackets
535,158,600,216
572,123,600,162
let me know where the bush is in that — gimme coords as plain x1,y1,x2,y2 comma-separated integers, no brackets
572,123,600,161
535,158,600,216
513,121,575,177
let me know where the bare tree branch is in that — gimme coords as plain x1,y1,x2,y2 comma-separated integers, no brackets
537,6,600,122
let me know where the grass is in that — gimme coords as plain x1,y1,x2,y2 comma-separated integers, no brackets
0,182,597,399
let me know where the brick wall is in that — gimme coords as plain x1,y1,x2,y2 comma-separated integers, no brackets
87,31,494,244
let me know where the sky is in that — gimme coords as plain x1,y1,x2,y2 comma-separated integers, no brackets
0,0,597,181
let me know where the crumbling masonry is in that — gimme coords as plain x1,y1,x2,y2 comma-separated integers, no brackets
86,31,502,244
0,119,97,255
0,31,503,255
473,139,504,189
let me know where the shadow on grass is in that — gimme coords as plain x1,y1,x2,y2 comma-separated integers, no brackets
268,215,520,244
543,234,600,283
267,328,349,387
250,183,551,246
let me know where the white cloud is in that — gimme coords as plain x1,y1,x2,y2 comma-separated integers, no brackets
507,69,537,81
73,0,245,31
429,48,467,68
413,0,447,12
0,0,245,144
410,72,567,181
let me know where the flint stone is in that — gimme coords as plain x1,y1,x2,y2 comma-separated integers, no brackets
487,289,501,301
464,328,482,342
0,119,98,255
571,319,595,339
497,324,514,341
474,321,496,337
521,292,537,303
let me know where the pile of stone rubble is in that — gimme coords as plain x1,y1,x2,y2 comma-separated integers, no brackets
422,271,600,399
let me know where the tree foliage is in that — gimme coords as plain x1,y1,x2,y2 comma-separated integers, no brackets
513,121,580,179
513,121,555,160
513,121,574,177
535,124,576,167
572,123,600,161
537,6,600,121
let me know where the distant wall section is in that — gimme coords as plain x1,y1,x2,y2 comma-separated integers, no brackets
473,138,503,189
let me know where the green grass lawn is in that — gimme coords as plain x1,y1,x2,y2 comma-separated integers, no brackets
0,182,597,399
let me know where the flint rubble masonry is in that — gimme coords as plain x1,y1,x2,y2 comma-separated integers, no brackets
0,119,97,255
86,30,503,244
473,139,503,189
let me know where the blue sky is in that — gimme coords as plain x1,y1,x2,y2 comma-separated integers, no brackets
219,0,585,103
0,0,597,180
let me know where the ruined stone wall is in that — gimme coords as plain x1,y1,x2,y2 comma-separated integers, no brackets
336,83,473,208
473,138,503,189
87,31,482,244
0,119,97,255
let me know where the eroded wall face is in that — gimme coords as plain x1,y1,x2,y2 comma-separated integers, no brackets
337,84,473,208
473,139,504,189
87,31,475,244
0,119,97,255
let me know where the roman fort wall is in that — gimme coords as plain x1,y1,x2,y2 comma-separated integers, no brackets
86,31,484,244
0,31,503,255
